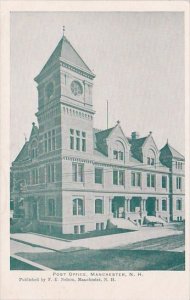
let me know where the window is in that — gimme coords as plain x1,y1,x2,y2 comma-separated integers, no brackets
113,150,124,161
31,168,38,185
176,161,183,170
162,176,167,188
176,199,182,210
131,172,141,187
52,130,56,151
147,174,155,187
70,129,86,152
147,149,156,166
82,132,86,152
47,199,56,216
31,141,37,159
76,137,80,150
72,163,84,182
47,164,55,183
162,199,167,211
176,177,182,189
73,198,84,216
44,130,56,153
95,168,103,184
95,199,103,214
113,170,124,186
96,223,100,230
80,225,85,233
44,133,48,153
74,225,79,234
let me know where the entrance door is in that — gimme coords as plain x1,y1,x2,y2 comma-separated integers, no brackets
146,198,156,216
112,197,125,218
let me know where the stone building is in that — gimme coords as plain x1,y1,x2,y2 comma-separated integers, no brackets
10,31,185,234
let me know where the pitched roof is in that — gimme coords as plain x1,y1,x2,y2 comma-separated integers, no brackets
35,35,95,81
160,143,185,160
29,123,39,140
128,136,147,148
14,142,29,162
95,126,115,142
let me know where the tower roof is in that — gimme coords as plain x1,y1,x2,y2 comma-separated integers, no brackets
160,143,185,160
34,34,95,82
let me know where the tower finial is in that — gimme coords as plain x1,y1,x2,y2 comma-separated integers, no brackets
63,26,65,37
167,138,168,144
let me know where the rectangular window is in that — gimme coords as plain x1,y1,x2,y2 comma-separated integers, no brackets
32,168,38,185
44,133,48,153
52,130,56,151
162,199,167,211
82,138,86,152
101,222,104,230
74,225,79,234
176,199,182,210
78,164,84,182
96,223,100,231
48,199,55,216
176,177,182,189
151,174,155,187
48,131,52,152
80,225,85,234
147,157,151,165
47,164,55,183
147,174,155,187
113,150,124,160
147,174,150,187
162,176,167,188
119,171,124,185
76,137,80,150
72,163,84,182
73,198,84,216
131,172,141,187
95,199,103,214
113,170,118,185
137,173,141,186
70,136,74,149
113,170,124,186
131,173,136,186
72,163,78,182
113,150,118,159
95,168,103,184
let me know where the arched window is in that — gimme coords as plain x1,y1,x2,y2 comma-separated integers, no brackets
147,149,156,166
31,140,37,159
95,199,103,214
73,198,84,216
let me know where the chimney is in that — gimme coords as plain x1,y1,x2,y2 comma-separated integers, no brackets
131,131,140,140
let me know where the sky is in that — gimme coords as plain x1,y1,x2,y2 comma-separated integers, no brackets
11,12,185,161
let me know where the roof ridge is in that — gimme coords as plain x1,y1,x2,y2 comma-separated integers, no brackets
167,143,184,158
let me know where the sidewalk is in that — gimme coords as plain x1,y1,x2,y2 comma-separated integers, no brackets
11,226,183,252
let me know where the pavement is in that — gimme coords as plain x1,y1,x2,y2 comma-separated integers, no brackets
10,226,183,254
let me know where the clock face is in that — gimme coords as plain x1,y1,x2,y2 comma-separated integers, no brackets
71,80,83,96
46,82,54,99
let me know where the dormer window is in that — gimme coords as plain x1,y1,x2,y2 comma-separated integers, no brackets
113,150,124,161
112,141,125,161
147,149,156,166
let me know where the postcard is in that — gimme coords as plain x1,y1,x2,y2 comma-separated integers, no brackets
0,1,189,299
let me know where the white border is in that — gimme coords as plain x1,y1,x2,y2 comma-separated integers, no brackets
0,1,189,300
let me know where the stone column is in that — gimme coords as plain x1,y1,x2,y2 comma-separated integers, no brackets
109,197,113,215
142,199,147,212
156,199,159,212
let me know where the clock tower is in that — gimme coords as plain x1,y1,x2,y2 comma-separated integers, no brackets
34,29,96,157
